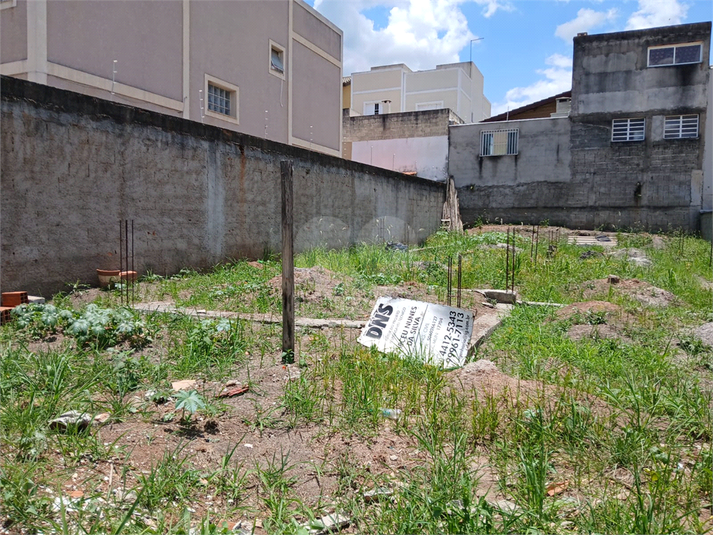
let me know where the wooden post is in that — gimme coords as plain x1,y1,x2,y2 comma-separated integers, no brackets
281,161,295,363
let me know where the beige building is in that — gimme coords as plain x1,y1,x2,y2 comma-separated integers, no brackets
350,62,490,123
0,0,343,156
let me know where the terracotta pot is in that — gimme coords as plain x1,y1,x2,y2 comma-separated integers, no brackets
97,269,120,288
120,270,138,283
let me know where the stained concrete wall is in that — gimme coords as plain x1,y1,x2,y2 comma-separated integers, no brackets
450,22,710,231
449,117,573,225
570,22,710,231
0,76,444,296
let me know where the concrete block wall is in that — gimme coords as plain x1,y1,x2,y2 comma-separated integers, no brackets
0,76,444,296
343,108,462,142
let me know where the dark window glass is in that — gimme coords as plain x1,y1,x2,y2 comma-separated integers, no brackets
649,47,674,66
675,44,701,64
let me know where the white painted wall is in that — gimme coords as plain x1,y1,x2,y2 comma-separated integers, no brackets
352,136,448,182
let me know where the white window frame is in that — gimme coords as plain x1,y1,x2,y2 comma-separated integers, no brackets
364,101,381,116
664,114,699,139
204,74,239,125
648,42,703,67
480,128,519,156
415,101,444,111
612,118,645,142
0,0,17,10
269,40,286,80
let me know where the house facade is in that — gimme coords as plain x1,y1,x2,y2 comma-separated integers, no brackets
0,0,343,156
450,22,711,232
349,62,490,123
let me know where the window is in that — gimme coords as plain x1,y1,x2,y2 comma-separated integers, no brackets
203,75,239,124
269,40,285,79
612,118,645,142
480,129,518,156
364,102,380,115
208,84,231,116
0,0,17,10
648,43,702,67
664,114,699,139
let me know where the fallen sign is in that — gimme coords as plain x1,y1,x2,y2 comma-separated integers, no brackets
358,297,473,368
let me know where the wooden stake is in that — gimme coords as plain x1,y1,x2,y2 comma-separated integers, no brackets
281,161,295,363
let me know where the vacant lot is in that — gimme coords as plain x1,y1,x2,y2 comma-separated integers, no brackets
1,227,711,534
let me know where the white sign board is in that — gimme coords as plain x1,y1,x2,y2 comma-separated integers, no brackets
357,297,473,368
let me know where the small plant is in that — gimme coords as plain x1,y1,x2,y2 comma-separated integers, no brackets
174,389,206,423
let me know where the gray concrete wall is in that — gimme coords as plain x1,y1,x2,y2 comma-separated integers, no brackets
450,117,573,225
570,22,710,231
0,76,444,296
343,108,461,142
449,23,710,232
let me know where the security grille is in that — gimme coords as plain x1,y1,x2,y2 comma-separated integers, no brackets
664,115,699,139
480,128,518,156
208,83,231,116
611,118,645,142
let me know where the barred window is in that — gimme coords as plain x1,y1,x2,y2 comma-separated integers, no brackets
612,118,645,142
664,115,699,139
480,129,518,156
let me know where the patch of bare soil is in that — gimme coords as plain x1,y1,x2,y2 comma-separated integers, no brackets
577,278,677,307
268,266,347,303
556,301,622,321
448,360,615,419
567,324,632,344
555,301,633,343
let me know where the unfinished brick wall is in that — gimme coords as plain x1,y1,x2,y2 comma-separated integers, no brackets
0,76,444,295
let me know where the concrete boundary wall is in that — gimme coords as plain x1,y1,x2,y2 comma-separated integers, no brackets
1,76,445,295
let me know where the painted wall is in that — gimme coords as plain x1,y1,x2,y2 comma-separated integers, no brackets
0,76,445,296
0,0,27,64
0,0,343,156
350,62,490,122
352,137,449,181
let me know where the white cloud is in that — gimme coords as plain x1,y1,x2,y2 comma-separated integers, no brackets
313,0,510,75
491,53,572,115
626,0,689,30
555,7,617,42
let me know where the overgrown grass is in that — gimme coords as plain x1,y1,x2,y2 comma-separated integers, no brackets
1,227,711,533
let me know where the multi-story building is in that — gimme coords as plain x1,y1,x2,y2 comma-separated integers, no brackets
449,22,711,232
0,0,343,156
349,62,490,123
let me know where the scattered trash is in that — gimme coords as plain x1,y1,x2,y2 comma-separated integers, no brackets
244,443,253,449
218,385,249,398
305,513,350,535
489,499,520,514
172,379,197,391
66,490,84,499
389,454,398,461
112,489,138,503
363,487,393,503
358,297,473,368
386,242,408,252
607,274,620,284
379,408,402,420
93,413,111,425
579,250,602,260
546,480,569,496
595,235,612,242
49,411,93,431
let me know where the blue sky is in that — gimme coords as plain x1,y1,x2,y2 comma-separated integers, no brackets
305,0,712,115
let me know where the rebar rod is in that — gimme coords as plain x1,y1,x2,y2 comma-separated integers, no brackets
457,254,462,308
